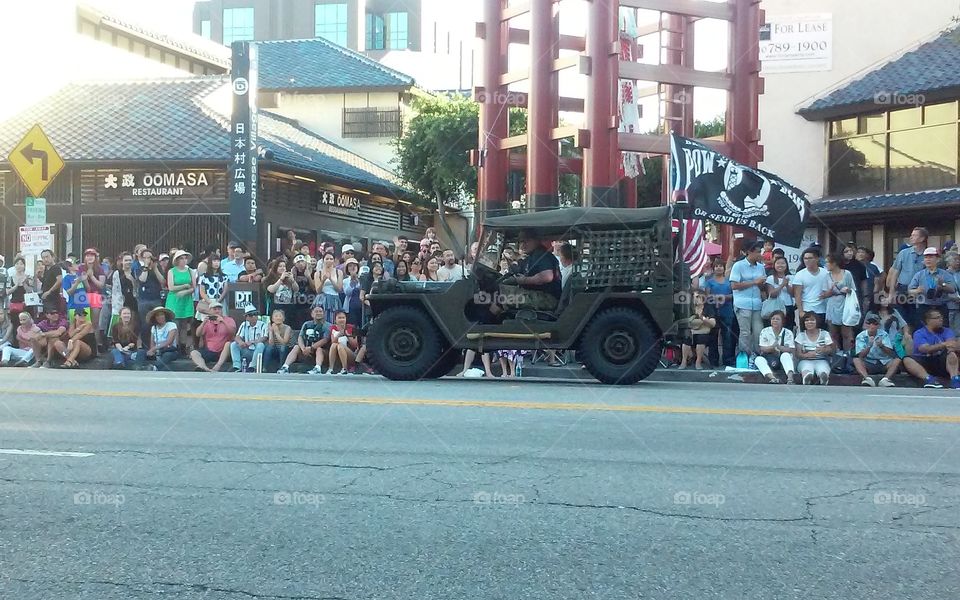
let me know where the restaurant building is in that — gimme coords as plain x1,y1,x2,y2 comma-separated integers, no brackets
0,76,433,261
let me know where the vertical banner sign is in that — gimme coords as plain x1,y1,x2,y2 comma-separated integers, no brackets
229,42,260,255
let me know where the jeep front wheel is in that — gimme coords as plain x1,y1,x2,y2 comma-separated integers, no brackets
367,305,444,381
578,307,660,385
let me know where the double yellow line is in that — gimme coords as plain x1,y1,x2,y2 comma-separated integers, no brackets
6,388,960,424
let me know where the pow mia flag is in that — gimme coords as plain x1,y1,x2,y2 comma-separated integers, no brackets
669,132,810,246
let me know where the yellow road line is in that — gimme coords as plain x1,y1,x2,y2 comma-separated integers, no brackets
5,388,960,424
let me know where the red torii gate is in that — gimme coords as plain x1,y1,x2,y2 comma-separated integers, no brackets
475,0,763,219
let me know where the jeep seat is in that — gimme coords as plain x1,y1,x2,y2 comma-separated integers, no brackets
502,272,579,322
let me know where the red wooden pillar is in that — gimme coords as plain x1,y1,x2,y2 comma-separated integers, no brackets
527,0,559,209
477,0,510,219
583,0,620,207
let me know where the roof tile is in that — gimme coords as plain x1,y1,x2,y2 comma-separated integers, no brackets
256,38,415,91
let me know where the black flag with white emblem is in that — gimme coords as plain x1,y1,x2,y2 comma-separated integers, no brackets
669,132,810,246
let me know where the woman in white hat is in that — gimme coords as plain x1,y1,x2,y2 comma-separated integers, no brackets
165,250,196,352
139,306,179,370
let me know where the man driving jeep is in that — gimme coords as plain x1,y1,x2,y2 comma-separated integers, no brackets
493,228,563,315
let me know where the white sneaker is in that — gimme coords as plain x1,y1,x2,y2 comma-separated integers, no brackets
277,365,290,374
307,366,323,375
802,373,814,385
878,377,896,387
861,377,876,387
818,372,830,386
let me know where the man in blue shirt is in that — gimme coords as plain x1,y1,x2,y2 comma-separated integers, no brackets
852,315,901,387
886,226,928,326
902,308,960,389
908,247,956,331
221,241,246,283
729,241,767,360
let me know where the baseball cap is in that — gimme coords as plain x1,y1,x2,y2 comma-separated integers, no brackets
923,247,940,256
244,305,259,316
294,254,306,263
864,315,881,324
158,253,169,261
341,244,355,253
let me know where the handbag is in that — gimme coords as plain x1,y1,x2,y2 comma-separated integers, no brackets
842,292,862,326
761,294,786,320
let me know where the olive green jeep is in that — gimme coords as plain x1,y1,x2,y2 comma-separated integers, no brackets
366,206,692,384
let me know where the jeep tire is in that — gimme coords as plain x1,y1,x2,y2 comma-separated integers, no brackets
578,307,660,385
368,305,444,381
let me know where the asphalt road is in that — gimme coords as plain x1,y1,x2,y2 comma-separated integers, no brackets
0,371,958,599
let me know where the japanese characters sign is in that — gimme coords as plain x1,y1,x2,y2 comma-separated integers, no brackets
98,170,220,198
229,41,260,251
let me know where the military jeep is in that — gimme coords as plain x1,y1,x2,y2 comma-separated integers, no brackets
366,206,691,384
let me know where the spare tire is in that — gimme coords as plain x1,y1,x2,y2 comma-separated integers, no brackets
367,305,444,381
578,307,660,385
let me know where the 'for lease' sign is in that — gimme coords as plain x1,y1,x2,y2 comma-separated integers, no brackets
760,14,832,74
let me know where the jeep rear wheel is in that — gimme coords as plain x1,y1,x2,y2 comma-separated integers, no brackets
368,305,444,381
578,307,660,385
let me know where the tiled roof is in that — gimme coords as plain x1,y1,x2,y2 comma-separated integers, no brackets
256,38,415,91
0,78,408,195
811,186,960,215
801,27,960,119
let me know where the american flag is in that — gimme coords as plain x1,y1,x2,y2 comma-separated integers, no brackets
673,218,710,278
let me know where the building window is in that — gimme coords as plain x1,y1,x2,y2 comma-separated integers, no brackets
316,3,348,47
343,108,401,138
366,13,385,50
827,100,960,196
386,12,408,50
223,7,255,45
201,20,211,39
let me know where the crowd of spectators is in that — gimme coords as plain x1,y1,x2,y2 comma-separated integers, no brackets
681,226,960,388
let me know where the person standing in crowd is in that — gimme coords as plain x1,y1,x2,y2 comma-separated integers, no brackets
38,249,63,313
109,306,141,369
314,252,343,324
410,256,423,279
420,256,442,282
190,301,235,373
825,252,857,355
140,306,179,371
338,244,357,271
230,305,267,372
165,250,196,352
359,261,386,329
30,306,68,369
131,244,147,276
729,241,766,365
265,259,299,327
278,305,331,375
795,312,835,385
264,309,292,369
111,252,139,337
678,290,716,370
761,239,775,273
290,254,314,326
703,258,736,367
371,242,395,277
902,308,960,389
79,249,106,349
237,257,264,283
886,227,928,326
946,252,960,334
221,241,246,283
393,260,414,282
60,308,96,368
157,253,170,277
755,310,796,384
2,312,40,366
766,256,795,330
858,246,882,311
853,314,900,387
341,259,363,329
908,247,955,331
437,249,464,282
62,259,90,323
197,254,228,318
135,249,165,348
841,243,868,307
793,247,832,329
5,257,34,325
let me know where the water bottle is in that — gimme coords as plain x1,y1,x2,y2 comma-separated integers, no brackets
515,355,523,377
241,357,248,373
736,351,749,370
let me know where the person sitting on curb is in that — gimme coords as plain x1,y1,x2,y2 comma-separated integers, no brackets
902,308,960,389
795,312,835,385
853,314,901,387
278,305,330,375
189,301,236,373
60,308,96,368
264,309,293,370
755,310,796,384
110,306,142,369
230,305,268,372
327,310,359,375
678,290,716,370
30,306,68,369
140,306,180,371
2,312,40,367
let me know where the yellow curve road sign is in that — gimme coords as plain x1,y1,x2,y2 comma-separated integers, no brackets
8,124,65,198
